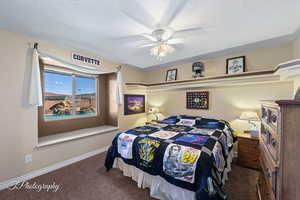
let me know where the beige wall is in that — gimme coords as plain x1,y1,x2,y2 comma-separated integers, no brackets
147,82,294,133
0,29,146,182
144,43,293,84
118,66,147,130
144,41,297,134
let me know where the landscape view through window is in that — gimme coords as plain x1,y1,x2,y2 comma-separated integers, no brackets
44,71,97,120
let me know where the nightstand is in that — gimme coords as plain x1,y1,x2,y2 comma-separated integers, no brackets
237,133,260,170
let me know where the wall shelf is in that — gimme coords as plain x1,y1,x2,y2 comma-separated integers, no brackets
125,59,300,92
125,70,280,91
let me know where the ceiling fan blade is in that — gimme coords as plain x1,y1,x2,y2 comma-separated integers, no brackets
110,34,149,43
118,0,157,30
138,43,157,48
174,26,206,37
167,38,184,44
141,33,157,42
159,0,190,27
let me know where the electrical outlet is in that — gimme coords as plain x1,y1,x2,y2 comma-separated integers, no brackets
25,154,32,163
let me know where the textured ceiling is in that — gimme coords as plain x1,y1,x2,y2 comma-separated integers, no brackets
0,0,300,68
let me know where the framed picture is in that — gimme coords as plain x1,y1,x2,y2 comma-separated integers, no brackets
186,91,209,110
124,94,145,115
226,56,246,74
166,69,177,82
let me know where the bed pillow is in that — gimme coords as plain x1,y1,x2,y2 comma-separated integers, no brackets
178,115,201,120
158,116,179,124
176,118,196,126
195,118,225,129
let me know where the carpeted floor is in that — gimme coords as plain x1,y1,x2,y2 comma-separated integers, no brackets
0,152,258,200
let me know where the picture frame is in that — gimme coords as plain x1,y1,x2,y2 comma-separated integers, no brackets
226,56,246,74
124,94,145,115
186,91,209,110
166,69,177,82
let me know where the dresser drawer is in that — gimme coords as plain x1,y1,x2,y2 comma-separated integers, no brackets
260,123,279,163
261,123,269,145
261,105,279,133
260,145,278,199
257,172,274,200
266,134,279,162
267,108,278,131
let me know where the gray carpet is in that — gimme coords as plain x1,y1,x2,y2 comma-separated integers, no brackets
0,152,258,200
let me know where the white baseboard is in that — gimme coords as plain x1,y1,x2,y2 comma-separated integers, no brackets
0,146,109,191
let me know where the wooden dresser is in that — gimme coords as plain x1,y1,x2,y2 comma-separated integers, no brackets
257,100,300,200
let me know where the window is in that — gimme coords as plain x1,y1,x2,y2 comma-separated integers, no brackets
44,71,97,120
38,64,117,137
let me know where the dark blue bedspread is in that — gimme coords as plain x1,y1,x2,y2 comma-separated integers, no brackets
105,115,235,200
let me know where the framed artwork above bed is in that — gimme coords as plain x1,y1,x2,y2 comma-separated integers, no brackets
186,91,209,110
124,94,145,115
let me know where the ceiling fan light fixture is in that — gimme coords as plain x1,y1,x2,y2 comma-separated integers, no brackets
150,43,174,58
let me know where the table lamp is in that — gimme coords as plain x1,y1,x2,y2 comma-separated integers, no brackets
148,107,160,121
239,111,260,135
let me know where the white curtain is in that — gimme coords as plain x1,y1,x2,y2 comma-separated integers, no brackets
28,48,124,106
116,70,124,105
29,48,43,106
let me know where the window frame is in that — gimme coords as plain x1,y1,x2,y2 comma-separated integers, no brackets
43,68,99,121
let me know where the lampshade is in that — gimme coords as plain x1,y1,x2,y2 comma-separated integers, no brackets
239,111,259,121
148,107,159,114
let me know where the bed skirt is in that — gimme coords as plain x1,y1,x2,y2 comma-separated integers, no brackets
113,151,233,200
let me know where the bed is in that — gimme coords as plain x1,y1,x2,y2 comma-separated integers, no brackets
105,115,236,200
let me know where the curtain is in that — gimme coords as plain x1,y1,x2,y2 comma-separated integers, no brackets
116,70,124,105
29,48,43,106
28,47,124,106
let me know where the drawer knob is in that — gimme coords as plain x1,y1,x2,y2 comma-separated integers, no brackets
271,115,277,123
263,129,269,136
271,138,277,147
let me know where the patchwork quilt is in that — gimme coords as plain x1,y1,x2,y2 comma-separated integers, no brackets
105,115,235,200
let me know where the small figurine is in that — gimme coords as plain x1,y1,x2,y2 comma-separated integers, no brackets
192,62,204,78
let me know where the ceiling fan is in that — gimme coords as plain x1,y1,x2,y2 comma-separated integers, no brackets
116,0,208,59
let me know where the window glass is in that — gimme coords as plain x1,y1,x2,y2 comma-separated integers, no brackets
75,76,97,117
44,71,97,120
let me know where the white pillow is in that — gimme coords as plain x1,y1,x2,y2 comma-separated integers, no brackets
176,119,196,126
